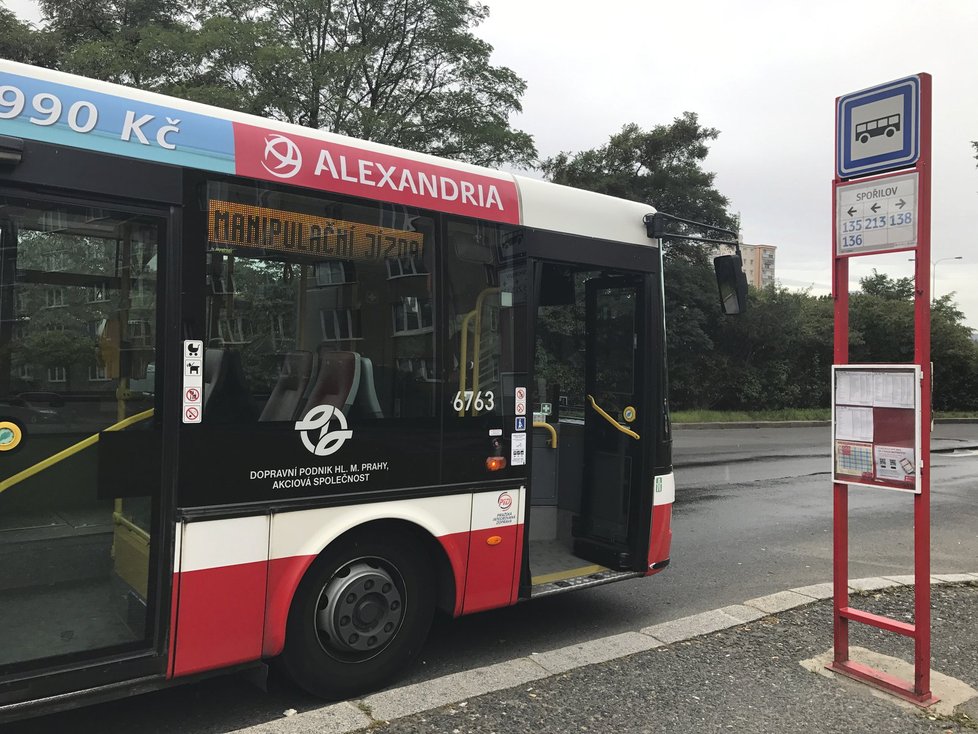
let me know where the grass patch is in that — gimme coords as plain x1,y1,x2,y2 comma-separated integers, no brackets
671,409,830,423
671,409,978,423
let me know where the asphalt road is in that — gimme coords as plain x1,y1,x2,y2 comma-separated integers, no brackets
7,425,978,733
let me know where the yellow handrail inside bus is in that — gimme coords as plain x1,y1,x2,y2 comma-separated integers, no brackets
457,286,500,416
533,421,558,449
0,408,155,495
458,309,477,416
113,508,150,543
586,395,640,440
470,287,499,408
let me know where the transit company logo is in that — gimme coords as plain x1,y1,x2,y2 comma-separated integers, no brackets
295,405,353,456
261,134,303,179
497,492,513,510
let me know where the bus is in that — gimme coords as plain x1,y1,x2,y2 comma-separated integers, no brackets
855,114,901,144
0,59,744,719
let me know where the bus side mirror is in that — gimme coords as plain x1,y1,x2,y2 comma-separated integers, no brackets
713,254,748,315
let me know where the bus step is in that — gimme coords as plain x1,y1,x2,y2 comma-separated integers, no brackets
531,569,643,598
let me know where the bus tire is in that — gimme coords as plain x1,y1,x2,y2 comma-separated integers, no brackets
280,528,435,699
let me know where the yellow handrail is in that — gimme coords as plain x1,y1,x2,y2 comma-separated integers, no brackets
586,395,640,440
113,510,151,543
470,287,500,408
533,421,558,449
458,309,477,416
457,286,501,417
0,408,155,495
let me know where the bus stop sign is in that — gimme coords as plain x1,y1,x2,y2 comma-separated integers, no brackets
837,75,920,179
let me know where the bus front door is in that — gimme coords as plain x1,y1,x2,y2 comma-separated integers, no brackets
0,193,169,703
575,274,649,569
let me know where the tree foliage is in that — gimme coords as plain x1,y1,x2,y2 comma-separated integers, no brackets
542,114,738,409
6,0,536,168
850,271,978,411
542,116,978,412
704,287,833,411
542,113,735,257
0,5,58,66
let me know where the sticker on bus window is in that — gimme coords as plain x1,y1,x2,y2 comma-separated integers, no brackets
514,386,527,416
182,340,203,424
511,433,526,466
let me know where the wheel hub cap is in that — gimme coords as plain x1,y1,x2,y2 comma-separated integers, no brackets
317,561,403,654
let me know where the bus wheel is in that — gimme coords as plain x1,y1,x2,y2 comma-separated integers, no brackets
281,529,435,699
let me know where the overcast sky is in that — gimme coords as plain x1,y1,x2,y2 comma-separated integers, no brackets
476,0,978,324
6,0,978,326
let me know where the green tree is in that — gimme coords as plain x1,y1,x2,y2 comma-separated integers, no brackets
0,5,58,66
28,0,536,169
704,286,833,411
850,270,978,411
541,114,737,410
542,114,735,253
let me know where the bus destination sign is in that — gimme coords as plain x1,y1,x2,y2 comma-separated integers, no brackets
209,199,425,261
835,171,918,257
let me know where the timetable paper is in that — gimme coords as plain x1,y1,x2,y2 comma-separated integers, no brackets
835,371,874,406
872,371,915,408
835,405,874,443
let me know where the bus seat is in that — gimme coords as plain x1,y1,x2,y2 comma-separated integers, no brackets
354,356,384,419
259,351,315,422
301,348,360,417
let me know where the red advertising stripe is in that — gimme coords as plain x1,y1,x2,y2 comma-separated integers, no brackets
233,123,520,225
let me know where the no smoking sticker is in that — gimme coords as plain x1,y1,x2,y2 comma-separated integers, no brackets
514,386,527,416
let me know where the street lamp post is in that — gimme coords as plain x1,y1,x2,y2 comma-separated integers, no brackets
907,256,963,299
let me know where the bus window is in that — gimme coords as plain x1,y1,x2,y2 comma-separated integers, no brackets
201,181,436,425
0,195,162,670
442,218,526,482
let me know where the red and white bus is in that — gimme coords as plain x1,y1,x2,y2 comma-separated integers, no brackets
0,59,743,719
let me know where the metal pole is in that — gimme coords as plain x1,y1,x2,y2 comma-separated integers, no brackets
831,170,850,664
912,72,934,701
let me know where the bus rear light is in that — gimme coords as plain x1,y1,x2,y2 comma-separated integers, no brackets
485,456,507,471
486,535,503,546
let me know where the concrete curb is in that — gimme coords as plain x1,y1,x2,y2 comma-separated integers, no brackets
228,573,978,733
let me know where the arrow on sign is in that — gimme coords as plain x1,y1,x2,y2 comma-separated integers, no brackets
896,199,906,209
847,207,857,216
870,203,881,213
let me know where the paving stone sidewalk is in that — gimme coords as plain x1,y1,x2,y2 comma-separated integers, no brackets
358,582,978,734
231,580,978,734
